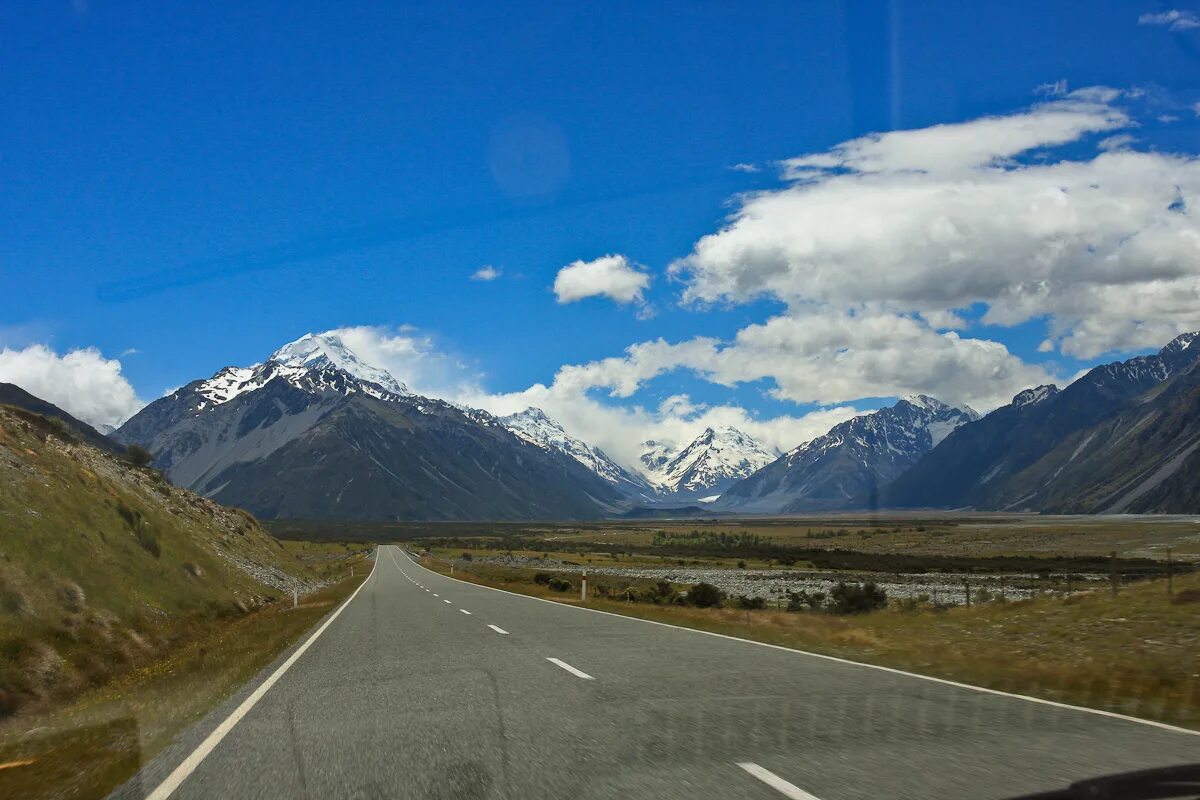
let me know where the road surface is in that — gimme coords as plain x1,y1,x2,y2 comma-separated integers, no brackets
114,545,1198,799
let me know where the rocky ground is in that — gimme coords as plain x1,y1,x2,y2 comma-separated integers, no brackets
455,554,1110,605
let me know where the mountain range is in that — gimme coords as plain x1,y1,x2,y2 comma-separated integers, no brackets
717,395,977,513
883,332,1200,512
97,327,1200,519
115,334,625,521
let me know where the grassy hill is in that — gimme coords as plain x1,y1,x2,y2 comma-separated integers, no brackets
0,404,321,718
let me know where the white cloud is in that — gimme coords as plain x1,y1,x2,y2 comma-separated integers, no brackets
670,88,1200,358
323,326,484,400
553,254,651,305
1138,9,1200,31
730,163,761,173
0,344,143,429
471,265,502,281
779,88,1126,176
533,309,1052,413
1098,133,1136,151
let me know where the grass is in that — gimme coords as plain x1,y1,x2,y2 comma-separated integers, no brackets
418,556,1200,730
0,567,369,800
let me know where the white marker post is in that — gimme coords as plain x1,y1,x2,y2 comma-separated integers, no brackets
293,589,298,609
581,568,587,602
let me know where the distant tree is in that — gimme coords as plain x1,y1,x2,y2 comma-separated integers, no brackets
687,582,723,608
827,582,887,614
125,444,153,468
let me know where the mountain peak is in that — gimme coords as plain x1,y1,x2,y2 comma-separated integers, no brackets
269,333,408,397
1012,384,1060,409
1161,331,1199,356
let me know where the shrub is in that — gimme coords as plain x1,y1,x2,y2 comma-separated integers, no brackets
125,444,154,468
460,552,473,561
737,560,747,569
827,582,887,614
649,581,676,605
785,590,824,612
687,582,723,608
533,573,552,585
736,595,766,610
547,577,572,592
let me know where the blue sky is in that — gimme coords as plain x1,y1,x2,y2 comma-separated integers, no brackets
3,1,1200,464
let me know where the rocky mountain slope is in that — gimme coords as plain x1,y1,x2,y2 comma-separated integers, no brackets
500,408,653,498
718,396,977,512
0,401,317,716
883,332,1200,510
116,333,622,521
0,382,122,454
640,426,777,500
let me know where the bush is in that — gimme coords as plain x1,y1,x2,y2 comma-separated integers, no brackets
547,577,572,592
735,595,766,610
737,560,747,569
533,573,552,585
125,444,154,468
827,582,887,614
460,552,473,561
687,582,724,608
785,590,824,612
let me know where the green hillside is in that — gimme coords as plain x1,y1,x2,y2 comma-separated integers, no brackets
0,404,320,717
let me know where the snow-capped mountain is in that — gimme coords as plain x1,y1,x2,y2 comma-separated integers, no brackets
501,408,651,496
718,396,978,513
115,333,623,520
643,426,777,499
195,333,410,408
638,440,675,474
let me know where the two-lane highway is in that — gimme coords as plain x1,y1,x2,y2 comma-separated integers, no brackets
115,545,1198,799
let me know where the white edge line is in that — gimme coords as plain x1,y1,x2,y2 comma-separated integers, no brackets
399,552,1199,737
546,657,594,680
487,624,509,635
737,762,822,800
144,549,381,800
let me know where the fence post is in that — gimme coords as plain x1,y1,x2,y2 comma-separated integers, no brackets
1166,547,1173,599
1110,551,1119,597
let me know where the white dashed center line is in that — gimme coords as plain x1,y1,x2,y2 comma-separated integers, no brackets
442,599,452,604
487,624,509,635
459,609,472,615
736,763,822,800
546,658,594,680
432,593,439,597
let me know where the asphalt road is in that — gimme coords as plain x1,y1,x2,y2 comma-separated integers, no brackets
115,545,1199,800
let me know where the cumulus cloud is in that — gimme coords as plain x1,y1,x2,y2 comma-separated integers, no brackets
323,326,485,400
471,265,502,281
532,309,1052,414
1139,9,1200,31
553,254,651,305
0,344,143,428
670,88,1200,358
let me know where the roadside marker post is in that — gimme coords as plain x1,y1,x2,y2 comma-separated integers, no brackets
293,589,298,609
1166,547,1173,599
581,569,587,602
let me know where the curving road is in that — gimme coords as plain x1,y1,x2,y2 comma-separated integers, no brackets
114,545,1199,799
